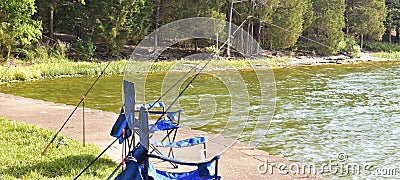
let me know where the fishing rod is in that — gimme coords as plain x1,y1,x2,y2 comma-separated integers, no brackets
147,64,198,110
74,135,121,179
40,33,115,155
75,18,251,179
150,17,251,127
41,61,112,155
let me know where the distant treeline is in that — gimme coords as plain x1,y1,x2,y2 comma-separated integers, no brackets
0,0,399,61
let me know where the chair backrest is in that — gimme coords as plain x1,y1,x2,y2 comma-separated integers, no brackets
138,106,149,150
123,80,135,131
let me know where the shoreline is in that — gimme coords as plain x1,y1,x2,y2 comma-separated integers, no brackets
1,51,398,84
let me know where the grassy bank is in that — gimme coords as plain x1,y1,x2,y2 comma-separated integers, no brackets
0,58,289,83
0,117,116,179
373,51,400,59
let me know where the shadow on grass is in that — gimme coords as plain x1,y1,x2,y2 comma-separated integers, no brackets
3,154,116,179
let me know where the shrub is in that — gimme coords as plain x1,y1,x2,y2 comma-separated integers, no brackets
343,37,361,58
72,37,96,61
364,41,400,52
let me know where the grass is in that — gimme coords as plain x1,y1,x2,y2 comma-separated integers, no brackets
364,41,400,52
0,61,128,83
0,58,290,83
0,117,117,179
372,51,400,59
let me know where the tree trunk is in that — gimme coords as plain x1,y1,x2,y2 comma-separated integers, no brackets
397,25,400,43
388,24,392,43
194,39,198,53
360,34,364,50
249,22,254,54
254,19,261,54
226,0,233,58
48,6,54,45
239,25,244,53
216,33,219,54
246,23,251,54
153,0,161,54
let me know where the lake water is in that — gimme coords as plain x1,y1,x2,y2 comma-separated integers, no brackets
1,61,399,179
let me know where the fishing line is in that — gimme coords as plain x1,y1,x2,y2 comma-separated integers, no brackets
150,18,250,127
147,65,197,110
74,135,121,179
231,6,352,57
41,61,112,155
148,17,250,110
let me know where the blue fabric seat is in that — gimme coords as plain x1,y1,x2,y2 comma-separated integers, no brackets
151,136,207,148
114,145,220,180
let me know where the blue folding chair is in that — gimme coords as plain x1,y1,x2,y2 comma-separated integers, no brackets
113,107,220,180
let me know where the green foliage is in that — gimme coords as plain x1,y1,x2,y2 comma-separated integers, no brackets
0,0,42,58
346,0,386,41
82,0,153,56
264,0,308,50
342,36,361,57
73,37,96,61
0,58,293,83
386,0,400,30
373,51,400,59
205,45,221,56
364,41,400,52
0,61,128,83
0,117,115,179
160,0,225,24
21,41,69,64
302,0,346,54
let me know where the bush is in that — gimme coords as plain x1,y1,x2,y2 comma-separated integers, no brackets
364,41,400,52
20,41,70,64
72,37,96,61
343,37,361,58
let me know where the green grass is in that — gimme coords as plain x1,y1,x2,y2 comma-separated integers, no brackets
0,58,289,83
0,61,129,83
0,117,117,179
373,52,400,59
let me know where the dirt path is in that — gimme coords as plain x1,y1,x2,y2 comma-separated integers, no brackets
0,92,327,179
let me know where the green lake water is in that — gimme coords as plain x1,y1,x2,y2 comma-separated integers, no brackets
1,61,400,179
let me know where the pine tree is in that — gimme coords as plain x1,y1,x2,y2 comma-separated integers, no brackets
385,0,400,43
263,0,308,50
82,0,153,56
346,0,386,48
303,0,346,54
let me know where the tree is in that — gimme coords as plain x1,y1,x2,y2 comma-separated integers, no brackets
346,0,386,48
35,0,85,45
159,0,225,52
263,0,308,50
302,0,346,54
0,0,42,59
385,0,400,43
79,0,153,57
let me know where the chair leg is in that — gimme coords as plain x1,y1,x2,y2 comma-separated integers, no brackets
215,159,219,180
203,143,207,159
